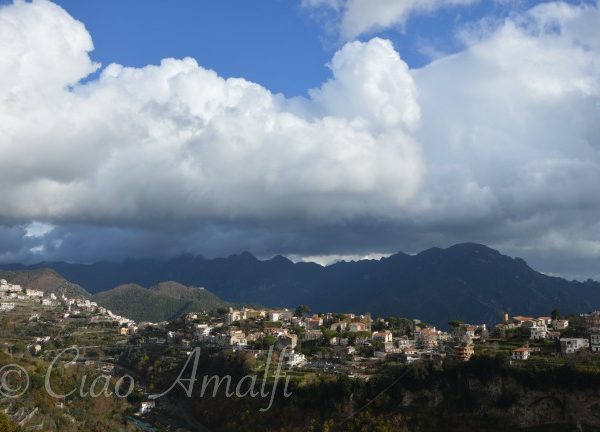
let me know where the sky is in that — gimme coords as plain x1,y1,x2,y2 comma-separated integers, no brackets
0,0,599,280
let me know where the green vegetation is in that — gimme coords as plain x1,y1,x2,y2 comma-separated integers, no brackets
0,413,14,432
448,320,463,328
0,348,135,431
93,282,230,322
155,352,600,432
372,317,414,336
294,304,311,317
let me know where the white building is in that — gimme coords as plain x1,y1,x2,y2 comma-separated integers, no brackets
0,280,23,294
283,351,306,368
195,323,212,337
522,320,548,340
140,400,155,415
453,324,477,341
226,330,248,346
76,299,98,310
227,308,243,324
590,333,600,352
372,330,393,343
528,325,548,341
302,330,323,341
394,337,412,350
0,302,15,311
26,289,44,298
512,347,530,360
552,319,569,330
560,338,590,354
268,309,293,322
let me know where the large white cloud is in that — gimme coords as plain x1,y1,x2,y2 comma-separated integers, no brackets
413,1,600,219
409,0,600,277
0,0,97,99
303,0,479,40
0,1,424,227
308,38,420,131
1,0,600,280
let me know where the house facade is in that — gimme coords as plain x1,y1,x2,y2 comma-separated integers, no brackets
560,338,590,354
512,347,530,360
590,333,600,352
454,344,474,362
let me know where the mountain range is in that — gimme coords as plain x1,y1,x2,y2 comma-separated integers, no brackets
2,243,600,326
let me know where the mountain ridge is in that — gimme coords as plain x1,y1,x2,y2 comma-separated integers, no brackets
2,243,599,326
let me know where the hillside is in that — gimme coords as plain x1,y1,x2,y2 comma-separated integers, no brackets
92,282,229,322
4,243,600,326
0,268,89,298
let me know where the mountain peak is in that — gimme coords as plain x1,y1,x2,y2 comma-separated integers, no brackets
447,243,499,254
229,251,258,262
268,255,293,265
416,246,445,258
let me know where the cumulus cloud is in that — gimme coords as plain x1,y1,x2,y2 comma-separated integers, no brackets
308,38,420,131
413,0,600,220
303,0,479,40
0,1,425,255
0,1,424,227
408,0,600,277
1,0,600,279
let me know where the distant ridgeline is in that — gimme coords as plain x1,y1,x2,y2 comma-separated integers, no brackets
2,243,600,326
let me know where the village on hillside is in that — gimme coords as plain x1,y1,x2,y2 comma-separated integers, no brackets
3,276,600,430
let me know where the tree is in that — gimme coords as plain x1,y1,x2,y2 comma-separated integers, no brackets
320,327,337,341
448,320,463,328
551,308,561,320
371,320,387,332
295,304,311,317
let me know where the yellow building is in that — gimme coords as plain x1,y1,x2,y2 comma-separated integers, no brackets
454,343,474,362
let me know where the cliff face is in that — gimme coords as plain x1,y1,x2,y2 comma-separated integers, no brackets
466,377,597,426
398,375,600,430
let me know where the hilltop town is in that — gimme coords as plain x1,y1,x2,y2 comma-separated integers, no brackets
4,275,600,430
